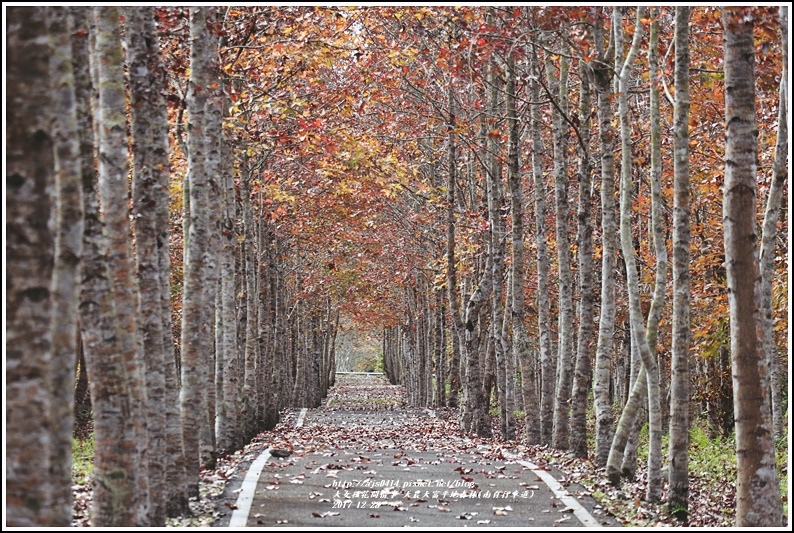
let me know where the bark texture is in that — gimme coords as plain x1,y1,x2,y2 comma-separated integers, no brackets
722,8,783,526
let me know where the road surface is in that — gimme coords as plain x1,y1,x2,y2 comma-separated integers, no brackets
212,375,618,528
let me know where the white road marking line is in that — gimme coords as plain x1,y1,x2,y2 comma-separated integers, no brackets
516,458,603,527
228,448,272,527
229,408,307,526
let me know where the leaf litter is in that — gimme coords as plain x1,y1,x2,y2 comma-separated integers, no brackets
72,375,738,527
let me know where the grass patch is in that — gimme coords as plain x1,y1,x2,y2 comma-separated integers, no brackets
72,434,94,485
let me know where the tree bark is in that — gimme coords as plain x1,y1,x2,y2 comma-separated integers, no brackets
6,7,56,526
609,6,663,502
486,58,515,441
47,6,84,526
506,57,540,445
125,7,171,524
758,5,787,441
529,48,555,446
668,6,692,519
445,83,465,410
722,7,783,526
94,7,151,521
546,42,574,451
590,7,618,467
180,5,212,497
569,59,594,458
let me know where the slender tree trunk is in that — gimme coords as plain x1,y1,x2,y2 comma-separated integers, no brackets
216,122,240,449
200,8,222,466
180,5,211,498
759,6,787,441
6,7,56,526
506,57,540,445
609,6,663,502
242,174,260,432
722,8,783,526
529,49,555,446
570,60,594,458
486,59,515,441
546,43,574,451
47,6,83,526
668,6,692,519
590,7,618,467
446,84,464,409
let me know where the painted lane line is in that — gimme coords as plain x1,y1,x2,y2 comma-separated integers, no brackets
229,409,307,526
228,448,272,527
516,458,602,527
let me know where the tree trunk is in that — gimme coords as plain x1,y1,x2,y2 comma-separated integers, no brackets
94,7,151,521
609,6,663,502
180,5,211,498
546,42,574,451
722,7,783,526
126,7,171,524
506,57,539,445
758,5,787,441
47,6,84,526
570,59,594,458
200,8,222,466
242,174,260,434
668,6,692,519
590,7,618,467
216,117,240,450
445,84,464,409
6,7,56,526
529,48,555,446
486,58,515,441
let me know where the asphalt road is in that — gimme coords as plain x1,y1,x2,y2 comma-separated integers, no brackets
212,393,619,528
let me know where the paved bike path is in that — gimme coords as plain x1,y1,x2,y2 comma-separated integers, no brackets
213,407,618,527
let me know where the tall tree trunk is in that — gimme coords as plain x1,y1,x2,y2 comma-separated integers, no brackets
201,7,223,467
47,6,83,526
445,84,464,409
216,120,240,450
486,58,515,441
94,7,151,521
242,173,260,434
506,57,540,445
722,7,783,526
609,6,663,502
590,7,618,467
529,48,555,446
6,7,56,526
546,43,574,451
759,5,787,441
668,6,692,519
180,5,211,498
569,59,594,458
126,7,171,524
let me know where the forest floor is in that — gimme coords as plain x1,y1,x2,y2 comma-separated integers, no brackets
73,375,747,527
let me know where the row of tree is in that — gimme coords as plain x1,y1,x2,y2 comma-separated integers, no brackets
7,6,340,527
374,6,787,525
5,5,788,528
